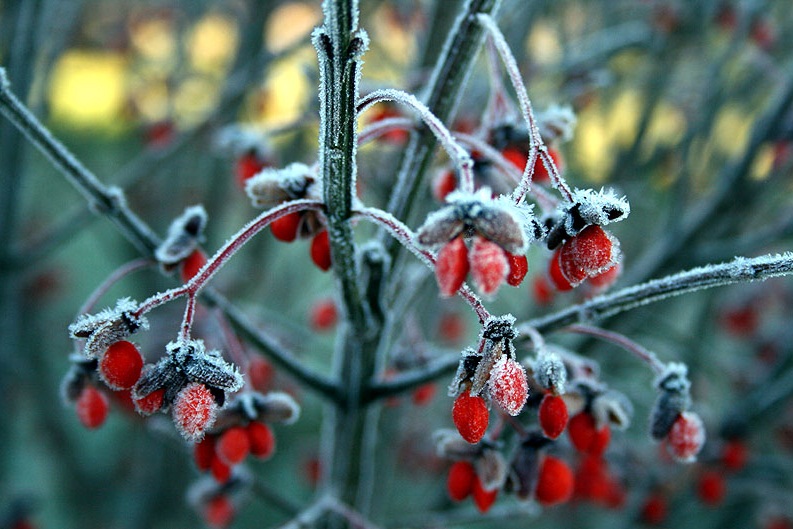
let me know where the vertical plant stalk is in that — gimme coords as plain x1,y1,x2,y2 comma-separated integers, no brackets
314,0,381,514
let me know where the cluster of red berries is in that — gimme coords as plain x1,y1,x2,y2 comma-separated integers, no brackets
194,421,276,483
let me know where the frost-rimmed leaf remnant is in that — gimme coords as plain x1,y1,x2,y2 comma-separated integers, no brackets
531,347,567,394
546,188,630,249
69,297,148,359
650,362,692,440
155,205,207,269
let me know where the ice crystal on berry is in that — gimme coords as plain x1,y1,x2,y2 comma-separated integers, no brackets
488,355,528,416
172,382,218,442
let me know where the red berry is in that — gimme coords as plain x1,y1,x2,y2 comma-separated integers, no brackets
720,305,759,337
211,454,232,484
535,455,574,506
506,253,529,287
501,147,528,172
472,475,498,513
99,341,143,390
640,492,668,525
438,312,466,343
432,169,457,202
180,249,207,283
247,421,276,460
469,236,508,296
548,249,573,291
310,298,338,331
721,439,749,471
75,386,110,429
587,262,621,292
435,237,469,297
194,435,217,471
247,356,274,392
145,120,174,149
558,225,617,287
172,383,217,442
446,460,476,502
539,394,569,439
235,152,266,188
573,455,610,502
532,275,555,304
310,230,332,271
216,426,251,465
765,517,793,529
568,412,611,456
452,389,489,444
412,383,437,406
203,495,235,528
697,469,726,506
270,211,302,242
488,355,528,416
134,387,165,415
666,411,705,462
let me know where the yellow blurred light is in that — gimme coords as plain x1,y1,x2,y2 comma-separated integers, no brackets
713,105,751,157
751,143,775,180
130,17,175,61
188,13,238,73
130,79,170,121
49,50,127,130
608,89,642,147
527,22,562,65
173,76,219,125
574,105,612,183
644,102,686,153
265,2,321,53
257,52,311,127
371,5,416,67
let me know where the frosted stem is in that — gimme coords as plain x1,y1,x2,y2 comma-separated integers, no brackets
565,324,665,374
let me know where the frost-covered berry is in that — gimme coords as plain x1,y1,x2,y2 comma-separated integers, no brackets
568,412,611,456
548,249,573,291
134,387,164,415
666,411,705,462
447,460,476,502
469,237,509,296
202,494,236,528
435,237,469,297
488,356,528,416
452,389,489,444
472,475,498,513
172,383,218,442
216,426,250,466
76,385,109,429
506,253,529,287
310,230,332,271
539,394,569,439
180,249,207,283
535,455,574,506
247,421,276,460
558,225,618,287
99,340,143,390
270,211,302,242
697,469,726,506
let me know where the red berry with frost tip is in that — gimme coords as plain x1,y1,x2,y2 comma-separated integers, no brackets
452,389,489,444
666,411,705,462
640,492,668,525
469,237,509,296
535,455,575,506
180,249,207,283
506,253,529,287
539,394,569,439
203,495,236,528
558,225,618,287
270,211,302,242
435,237,469,297
194,435,217,471
75,385,110,429
568,412,611,456
99,340,143,390
488,355,528,416
134,387,165,415
587,262,621,292
472,475,498,513
697,469,726,506
172,382,218,442
310,298,338,331
247,420,276,460
310,230,332,271
216,426,251,466
447,460,476,502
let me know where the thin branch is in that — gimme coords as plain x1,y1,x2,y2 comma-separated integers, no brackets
519,253,793,336
564,324,665,374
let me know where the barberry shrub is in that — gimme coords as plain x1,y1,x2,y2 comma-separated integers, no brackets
2,0,793,528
